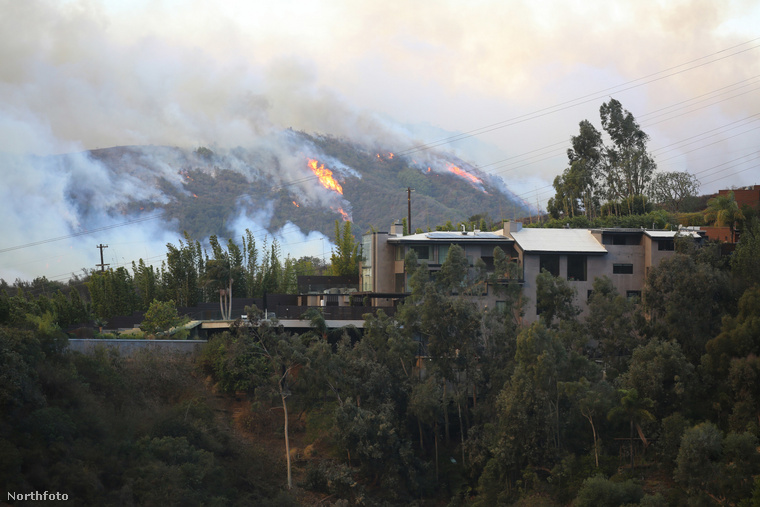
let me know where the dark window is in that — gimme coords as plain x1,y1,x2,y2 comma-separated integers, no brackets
613,263,634,274
626,290,642,302
412,245,430,260
587,290,594,301
658,240,674,251
540,254,560,277
604,233,639,245
567,255,587,281
395,273,407,292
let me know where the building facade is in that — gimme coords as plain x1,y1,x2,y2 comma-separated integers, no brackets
359,221,704,323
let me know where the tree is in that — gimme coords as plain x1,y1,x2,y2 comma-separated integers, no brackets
648,171,700,212
164,234,201,307
619,339,694,419
140,299,187,337
607,388,655,469
490,322,568,483
201,235,244,321
548,120,604,219
330,220,360,276
584,276,640,376
562,378,614,468
704,190,745,243
436,243,468,293
248,312,310,490
730,217,760,290
535,269,579,327
599,99,656,211
574,475,644,507
644,254,731,364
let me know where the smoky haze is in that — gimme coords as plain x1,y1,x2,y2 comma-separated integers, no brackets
2,0,759,282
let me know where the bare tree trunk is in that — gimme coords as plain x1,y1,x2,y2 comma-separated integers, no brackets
282,391,292,489
434,423,439,484
457,400,466,467
227,278,233,320
443,383,450,445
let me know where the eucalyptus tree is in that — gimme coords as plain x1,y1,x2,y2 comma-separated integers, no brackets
599,99,656,211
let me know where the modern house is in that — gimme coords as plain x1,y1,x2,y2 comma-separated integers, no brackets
359,221,704,323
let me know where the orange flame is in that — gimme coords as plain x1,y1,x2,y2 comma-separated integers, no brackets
192,193,198,198
308,159,343,194
292,201,300,207
336,207,350,221
447,164,482,185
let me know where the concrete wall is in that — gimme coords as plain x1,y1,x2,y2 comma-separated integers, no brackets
68,339,206,356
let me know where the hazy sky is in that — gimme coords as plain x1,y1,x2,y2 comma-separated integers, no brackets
1,0,759,282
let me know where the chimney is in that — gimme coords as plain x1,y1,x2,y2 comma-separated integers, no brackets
503,220,523,235
389,221,403,236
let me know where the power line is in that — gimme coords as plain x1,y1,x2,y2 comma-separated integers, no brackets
394,38,760,156
0,213,165,254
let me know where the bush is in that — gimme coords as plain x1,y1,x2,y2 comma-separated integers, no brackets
573,475,643,507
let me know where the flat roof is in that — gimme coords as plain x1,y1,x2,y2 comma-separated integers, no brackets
387,231,513,243
510,228,608,254
644,230,703,239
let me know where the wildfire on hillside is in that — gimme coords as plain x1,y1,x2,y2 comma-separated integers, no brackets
376,152,395,161
308,159,343,194
292,201,300,207
331,206,350,221
447,163,482,185
192,193,198,198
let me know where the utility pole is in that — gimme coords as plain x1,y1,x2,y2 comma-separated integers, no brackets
96,244,109,272
407,187,414,234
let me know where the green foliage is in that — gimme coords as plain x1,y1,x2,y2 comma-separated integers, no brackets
0,324,285,504
535,269,579,327
573,475,644,507
619,339,695,419
198,331,270,393
731,217,760,291
139,299,188,336
675,422,726,500
87,267,138,320
330,220,360,276
644,253,732,363
705,190,745,243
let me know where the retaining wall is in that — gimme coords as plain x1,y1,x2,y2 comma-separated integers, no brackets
68,339,207,356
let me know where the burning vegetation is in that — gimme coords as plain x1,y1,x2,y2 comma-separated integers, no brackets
308,159,343,195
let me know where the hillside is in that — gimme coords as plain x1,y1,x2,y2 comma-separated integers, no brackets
75,131,531,241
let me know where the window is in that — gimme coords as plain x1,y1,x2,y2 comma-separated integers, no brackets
587,290,594,301
540,254,560,277
613,263,634,274
567,255,587,281
658,240,674,251
412,245,430,260
603,234,638,245
438,245,449,264
626,290,641,302
395,273,406,292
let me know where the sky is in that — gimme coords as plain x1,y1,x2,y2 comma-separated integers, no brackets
1,0,759,283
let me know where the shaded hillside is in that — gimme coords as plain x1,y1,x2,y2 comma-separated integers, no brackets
77,132,531,241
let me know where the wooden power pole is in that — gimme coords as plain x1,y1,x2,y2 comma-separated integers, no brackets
96,244,109,272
